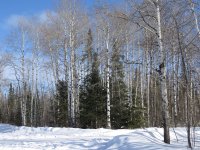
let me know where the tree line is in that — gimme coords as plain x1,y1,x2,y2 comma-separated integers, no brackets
0,0,199,147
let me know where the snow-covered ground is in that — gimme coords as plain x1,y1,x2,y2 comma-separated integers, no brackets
0,124,199,150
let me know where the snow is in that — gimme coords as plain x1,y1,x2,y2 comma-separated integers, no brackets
0,124,199,150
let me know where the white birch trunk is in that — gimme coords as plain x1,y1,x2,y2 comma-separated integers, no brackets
34,43,39,126
146,30,150,127
173,49,178,117
134,40,141,107
106,27,111,129
64,23,70,126
156,0,170,143
70,28,75,127
188,0,200,37
21,28,27,126
30,41,35,127
141,49,144,115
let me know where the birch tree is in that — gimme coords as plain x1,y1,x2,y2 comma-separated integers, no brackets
28,19,42,126
126,0,171,143
188,0,200,38
7,18,30,126
57,0,88,127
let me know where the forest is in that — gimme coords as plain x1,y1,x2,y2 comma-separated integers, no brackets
0,0,199,147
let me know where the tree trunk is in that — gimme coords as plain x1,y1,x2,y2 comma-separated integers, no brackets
175,14,192,148
156,0,170,144
106,27,111,129
172,44,178,127
64,24,70,126
70,29,76,127
146,30,150,127
30,42,35,127
21,28,27,126
188,0,200,38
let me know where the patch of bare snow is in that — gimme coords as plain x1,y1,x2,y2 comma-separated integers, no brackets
0,124,199,150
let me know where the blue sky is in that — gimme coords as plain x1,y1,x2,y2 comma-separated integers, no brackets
0,0,95,42
0,0,54,41
0,0,53,17
0,0,121,43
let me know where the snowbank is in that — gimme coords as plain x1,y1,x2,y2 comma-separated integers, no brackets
0,124,199,150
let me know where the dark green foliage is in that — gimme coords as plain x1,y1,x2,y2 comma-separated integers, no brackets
80,53,107,128
55,80,68,127
48,96,56,126
110,42,129,129
128,73,146,128
15,86,22,126
7,83,15,124
0,103,2,123
7,84,22,126
26,85,32,126
128,104,146,129
84,28,93,66
15,98,22,126
35,89,42,127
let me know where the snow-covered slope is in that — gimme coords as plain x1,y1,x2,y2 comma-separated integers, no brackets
0,124,199,150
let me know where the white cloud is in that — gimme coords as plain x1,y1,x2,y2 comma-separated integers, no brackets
5,14,25,28
4,11,54,29
38,11,48,23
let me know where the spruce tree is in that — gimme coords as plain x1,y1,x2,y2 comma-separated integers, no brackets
7,83,15,124
128,69,146,129
7,84,22,126
55,80,68,127
79,53,107,128
26,85,32,126
110,42,129,129
84,28,93,66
